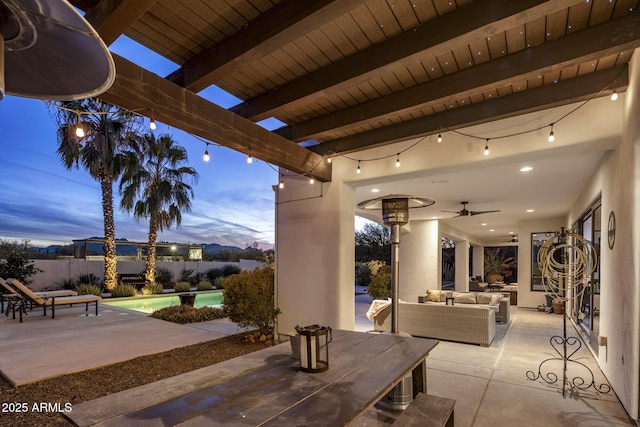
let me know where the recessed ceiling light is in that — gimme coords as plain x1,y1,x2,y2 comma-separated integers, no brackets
489,229,495,232
509,231,515,235
371,188,380,193
520,166,533,172
481,223,487,226
526,209,535,213
432,216,438,220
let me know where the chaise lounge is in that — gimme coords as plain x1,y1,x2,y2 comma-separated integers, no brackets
5,278,101,322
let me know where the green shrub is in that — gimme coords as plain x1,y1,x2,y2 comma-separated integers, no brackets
180,267,194,282
150,305,225,324
0,239,40,284
173,281,191,293
222,264,241,276
355,262,372,287
223,267,280,335
110,284,137,297
56,278,77,290
190,272,205,286
205,268,224,282
196,280,213,291
213,276,225,289
154,267,174,286
368,265,391,299
142,283,164,295
76,273,102,286
75,284,103,296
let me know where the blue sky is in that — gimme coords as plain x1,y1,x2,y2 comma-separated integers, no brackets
0,37,278,249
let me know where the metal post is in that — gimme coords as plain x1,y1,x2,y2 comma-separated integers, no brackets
391,223,401,333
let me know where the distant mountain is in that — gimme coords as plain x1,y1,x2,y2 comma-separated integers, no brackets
35,239,242,256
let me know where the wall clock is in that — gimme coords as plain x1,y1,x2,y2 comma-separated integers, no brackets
608,211,616,249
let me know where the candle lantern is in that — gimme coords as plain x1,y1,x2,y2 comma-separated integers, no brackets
295,325,332,373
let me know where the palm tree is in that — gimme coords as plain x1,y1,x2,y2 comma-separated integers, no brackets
120,133,198,285
52,99,142,291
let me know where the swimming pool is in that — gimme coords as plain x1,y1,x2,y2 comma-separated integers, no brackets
103,291,223,314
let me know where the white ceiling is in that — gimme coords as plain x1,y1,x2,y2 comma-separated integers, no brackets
353,94,624,245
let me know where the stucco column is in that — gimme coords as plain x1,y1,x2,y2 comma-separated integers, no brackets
274,174,355,336
455,239,470,291
472,244,484,280
398,220,440,300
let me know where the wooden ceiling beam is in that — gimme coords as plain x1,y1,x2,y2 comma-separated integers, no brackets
84,0,157,46
310,65,628,156
166,0,364,92
100,54,331,182
275,12,640,142
230,0,585,121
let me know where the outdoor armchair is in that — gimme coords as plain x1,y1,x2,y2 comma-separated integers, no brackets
5,278,101,322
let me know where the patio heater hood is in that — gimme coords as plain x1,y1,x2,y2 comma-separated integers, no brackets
357,195,435,333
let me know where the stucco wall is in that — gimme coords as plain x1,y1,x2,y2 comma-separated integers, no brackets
399,220,440,299
27,259,261,291
565,50,640,420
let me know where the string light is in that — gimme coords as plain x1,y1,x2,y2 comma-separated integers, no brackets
149,118,156,130
327,156,332,163
437,133,442,143
548,124,555,142
203,143,210,162
309,177,315,184
75,113,84,138
610,90,618,101
279,180,285,189
247,152,253,164
483,139,490,156
395,154,400,168
356,161,361,174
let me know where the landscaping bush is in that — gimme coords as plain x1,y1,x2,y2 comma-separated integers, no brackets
110,284,137,297
0,239,40,284
57,277,77,290
150,305,225,324
368,264,392,299
180,267,194,282
196,280,213,291
223,267,280,335
222,264,241,276
355,262,372,287
142,283,164,295
205,268,224,282
173,281,191,293
75,284,103,296
189,271,205,286
76,273,102,286
213,276,225,289
154,267,174,286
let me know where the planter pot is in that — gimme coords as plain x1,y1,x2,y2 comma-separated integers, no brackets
179,293,197,306
552,299,564,314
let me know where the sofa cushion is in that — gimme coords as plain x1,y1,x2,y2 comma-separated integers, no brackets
426,289,441,302
476,293,493,304
439,290,453,302
453,292,477,304
489,294,503,306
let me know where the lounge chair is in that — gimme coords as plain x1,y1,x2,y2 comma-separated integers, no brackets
0,278,23,318
1,277,78,313
5,278,101,322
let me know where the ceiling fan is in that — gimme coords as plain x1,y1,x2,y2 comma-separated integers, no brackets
442,201,501,218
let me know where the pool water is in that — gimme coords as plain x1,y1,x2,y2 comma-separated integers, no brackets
103,291,223,314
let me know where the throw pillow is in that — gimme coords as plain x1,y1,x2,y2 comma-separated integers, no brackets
489,294,503,306
476,293,493,304
453,292,477,304
426,289,441,302
440,290,453,302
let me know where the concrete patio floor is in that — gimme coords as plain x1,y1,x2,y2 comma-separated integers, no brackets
1,295,636,426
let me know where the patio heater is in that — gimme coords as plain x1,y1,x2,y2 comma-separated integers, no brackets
0,0,115,100
357,195,435,332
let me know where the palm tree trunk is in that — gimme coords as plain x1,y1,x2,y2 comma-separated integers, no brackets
145,217,158,285
101,178,118,291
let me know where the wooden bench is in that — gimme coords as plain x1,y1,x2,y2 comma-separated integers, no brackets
117,274,146,289
353,393,455,426
395,393,455,427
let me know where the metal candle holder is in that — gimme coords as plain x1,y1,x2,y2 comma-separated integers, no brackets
295,325,332,373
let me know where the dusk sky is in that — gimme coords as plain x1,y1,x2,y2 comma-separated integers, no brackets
0,37,280,250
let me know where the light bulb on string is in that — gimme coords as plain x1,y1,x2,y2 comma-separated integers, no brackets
395,154,400,168
437,133,442,143
611,90,618,101
203,143,210,162
247,153,253,164
279,180,285,189
356,161,361,174
75,113,84,138
327,156,332,164
149,118,157,130
548,124,555,142
309,177,315,184
483,139,490,156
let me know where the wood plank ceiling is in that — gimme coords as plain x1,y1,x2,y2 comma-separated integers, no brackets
72,0,640,182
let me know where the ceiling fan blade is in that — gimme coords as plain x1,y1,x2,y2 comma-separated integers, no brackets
469,210,501,216
441,210,460,214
